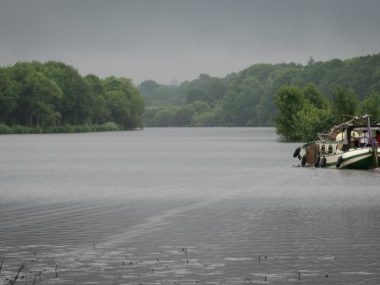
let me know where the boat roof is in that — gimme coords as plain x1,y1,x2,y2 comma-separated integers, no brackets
329,115,380,133
317,115,380,142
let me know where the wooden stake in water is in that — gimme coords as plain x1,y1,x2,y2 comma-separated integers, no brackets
55,263,58,278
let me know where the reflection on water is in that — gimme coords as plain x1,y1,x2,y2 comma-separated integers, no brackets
1,128,380,284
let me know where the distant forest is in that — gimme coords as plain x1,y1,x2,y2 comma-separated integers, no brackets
0,61,144,133
139,53,380,139
1,54,379,137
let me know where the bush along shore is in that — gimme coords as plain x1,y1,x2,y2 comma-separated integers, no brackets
0,122,141,134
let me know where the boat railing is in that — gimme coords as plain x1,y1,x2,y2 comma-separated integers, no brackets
317,133,334,142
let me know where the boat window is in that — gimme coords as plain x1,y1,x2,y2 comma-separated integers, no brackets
328,145,333,154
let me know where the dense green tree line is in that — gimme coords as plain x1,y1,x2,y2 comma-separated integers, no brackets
139,54,380,131
275,85,380,141
0,61,144,133
3,54,378,136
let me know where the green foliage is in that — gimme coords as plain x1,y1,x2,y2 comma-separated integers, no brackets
150,108,176,127
45,124,111,133
0,122,121,134
104,76,144,129
0,61,144,133
139,80,159,95
303,83,328,109
293,106,331,142
331,86,359,116
189,101,211,113
138,80,184,107
24,71,62,127
3,54,379,133
274,86,306,141
11,125,43,134
73,124,94,133
42,61,93,125
186,88,206,104
172,106,193,127
191,111,216,127
182,74,226,106
55,124,75,133
0,123,12,134
94,122,120,132
143,103,216,127
274,86,331,141
141,53,380,129
106,90,132,127
0,68,20,123
359,91,380,121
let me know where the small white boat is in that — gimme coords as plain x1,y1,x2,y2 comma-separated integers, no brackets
294,115,380,169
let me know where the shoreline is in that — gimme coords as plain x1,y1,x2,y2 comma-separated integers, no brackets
0,122,143,135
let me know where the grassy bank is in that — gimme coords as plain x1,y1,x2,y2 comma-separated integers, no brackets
0,122,127,134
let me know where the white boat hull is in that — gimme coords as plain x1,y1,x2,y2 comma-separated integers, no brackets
323,148,379,169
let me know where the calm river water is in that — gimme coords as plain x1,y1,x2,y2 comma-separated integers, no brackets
1,128,380,284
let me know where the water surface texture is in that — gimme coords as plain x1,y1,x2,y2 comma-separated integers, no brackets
1,128,380,284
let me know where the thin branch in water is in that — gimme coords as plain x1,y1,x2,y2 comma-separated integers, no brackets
8,262,25,285
31,271,41,285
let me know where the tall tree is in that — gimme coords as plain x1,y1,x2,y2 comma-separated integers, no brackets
42,61,93,125
0,68,20,123
22,71,62,127
303,83,327,109
331,86,359,116
139,80,159,95
103,76,144,128
274,86,306,141
360,91,380,121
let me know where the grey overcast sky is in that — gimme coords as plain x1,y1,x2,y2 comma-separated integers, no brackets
0,0,379,85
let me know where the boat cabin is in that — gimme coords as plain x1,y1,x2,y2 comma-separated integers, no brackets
343,124,380,151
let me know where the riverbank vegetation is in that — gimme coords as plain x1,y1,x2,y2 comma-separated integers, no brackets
139,54,380,141
1,54,379,138
0,61,144,134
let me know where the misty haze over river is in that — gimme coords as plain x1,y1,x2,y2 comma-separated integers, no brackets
1,128,380,284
